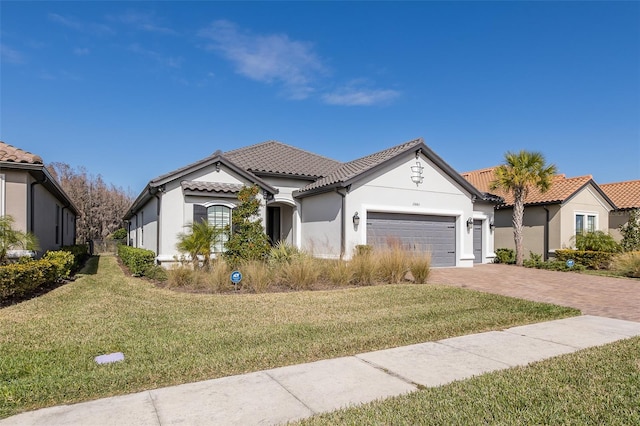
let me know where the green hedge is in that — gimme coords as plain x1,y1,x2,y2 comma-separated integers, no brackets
118,245,156,276
0,258,58,301
555,249,616,270
61,244,90,272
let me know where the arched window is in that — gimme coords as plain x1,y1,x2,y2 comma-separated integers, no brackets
208,205,231,252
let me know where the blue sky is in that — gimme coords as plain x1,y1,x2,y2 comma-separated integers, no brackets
1,1,638,194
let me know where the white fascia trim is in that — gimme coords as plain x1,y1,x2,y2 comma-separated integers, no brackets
0,173,4,216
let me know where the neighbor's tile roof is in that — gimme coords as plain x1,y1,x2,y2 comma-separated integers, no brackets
0,141,43,164
298,138,424,193
600,180,640,209
462,167,594,207
181,181,244,194
224,140,342,179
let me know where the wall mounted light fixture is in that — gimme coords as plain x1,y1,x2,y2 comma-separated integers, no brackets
353,212,360,226
411,162,424,185
489,219,495,230
467,217,474,229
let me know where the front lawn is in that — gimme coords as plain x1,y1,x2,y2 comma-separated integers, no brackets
0,255,578,419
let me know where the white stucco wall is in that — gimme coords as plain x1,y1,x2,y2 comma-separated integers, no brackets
344,154,476,265
299,190,342,258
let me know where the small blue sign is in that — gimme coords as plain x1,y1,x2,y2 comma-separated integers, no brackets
566,259,575,268
231,271,242,284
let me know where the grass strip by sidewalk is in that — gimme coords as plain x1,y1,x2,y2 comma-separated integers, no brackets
298,336,640,425
0,255,578,419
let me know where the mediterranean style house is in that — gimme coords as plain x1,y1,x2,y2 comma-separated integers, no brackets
601,180,640,241
124,138,500,267
462,168,616,260
0,141,78,256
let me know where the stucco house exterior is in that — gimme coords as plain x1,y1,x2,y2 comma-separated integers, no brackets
462,168,616,260
124,138,499,267
0,142,78,256
601,180,640,241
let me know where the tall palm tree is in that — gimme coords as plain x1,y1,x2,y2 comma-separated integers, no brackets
176,219,224,269
490,150,556,266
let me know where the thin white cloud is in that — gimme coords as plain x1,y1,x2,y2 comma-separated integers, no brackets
73,47,90,56
0,44,25,64
323,82,401,106
128,43,182,69
199,20,325,100
48,13,114,36
108,11,177,35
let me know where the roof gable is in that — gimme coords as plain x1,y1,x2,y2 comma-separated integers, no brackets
295,138,485,199
601,180,640,209
462,167,615,208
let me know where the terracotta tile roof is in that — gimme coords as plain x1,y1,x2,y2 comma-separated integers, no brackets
224,140,341,179
0,141,43,164
462,166,594,207
298,138,424,193
600,180,640,209
181,181,244,194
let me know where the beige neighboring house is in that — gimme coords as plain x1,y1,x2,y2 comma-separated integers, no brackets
125,138,500,268
462,168,616,260
0,142,78,256
600,180,640,241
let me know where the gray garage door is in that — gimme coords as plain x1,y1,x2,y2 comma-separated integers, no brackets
366,212,456,267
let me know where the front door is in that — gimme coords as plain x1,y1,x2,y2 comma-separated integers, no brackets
267,206,281,245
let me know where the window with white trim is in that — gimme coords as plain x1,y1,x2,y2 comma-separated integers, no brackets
193,204,232,253
575,213,597,235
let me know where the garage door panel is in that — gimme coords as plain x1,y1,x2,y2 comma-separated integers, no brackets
366,213,456,267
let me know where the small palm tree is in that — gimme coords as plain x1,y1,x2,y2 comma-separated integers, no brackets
490,150,556,266
0,215,40,264
176,219,224,269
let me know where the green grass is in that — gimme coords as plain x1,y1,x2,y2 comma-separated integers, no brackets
298,336,640,425
0,255,578,419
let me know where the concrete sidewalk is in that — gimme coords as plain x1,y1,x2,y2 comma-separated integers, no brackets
4,315,640,426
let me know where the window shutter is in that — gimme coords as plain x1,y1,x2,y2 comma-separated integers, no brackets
193,204,207,224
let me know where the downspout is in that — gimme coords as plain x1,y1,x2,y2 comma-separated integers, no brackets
336,188,347,260
543,206,550,261
61,205,67,247
153,186,164,264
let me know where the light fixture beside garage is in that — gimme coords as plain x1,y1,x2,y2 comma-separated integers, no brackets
353,212,360,226
467,217,474,229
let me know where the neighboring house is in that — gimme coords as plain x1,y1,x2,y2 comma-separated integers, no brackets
0,141,78,256
462,168,616,260
124,138,499,267
600,180,640,241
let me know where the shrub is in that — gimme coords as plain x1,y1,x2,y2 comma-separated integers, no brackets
269,241,302,265
239,260,273,293
350,251,377,286
224,185,271,265
109,228,128,241
620,209,640,252
61,244,90,272
376,245,409,284
166,266,196,288
208,260,232,292
43,250,75,280
354,245,372,257
573,231,621,253
0,259,57,300
555,249,616,270
118,245,156,276
409,252,431,284
494,248,516,264
143,265,168,282
277,255,320,290
523,252,543,268
324,260,353,286
612,252,640,278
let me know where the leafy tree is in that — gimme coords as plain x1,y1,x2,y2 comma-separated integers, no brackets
0,215,40,264
176,220,223,269
490,150,556,266
619,209,640,252
224,185,271,265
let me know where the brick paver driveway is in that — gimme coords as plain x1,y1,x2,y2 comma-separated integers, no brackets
430,264,640,322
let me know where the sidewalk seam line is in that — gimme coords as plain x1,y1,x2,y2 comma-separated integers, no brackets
263,371,317,415
354,356,422,389
148,391,163,426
